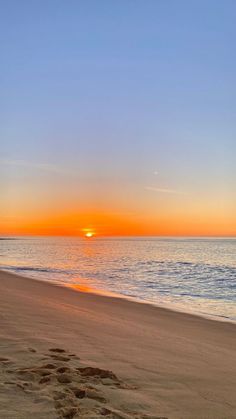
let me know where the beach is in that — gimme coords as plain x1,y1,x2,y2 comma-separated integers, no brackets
0,270,236,419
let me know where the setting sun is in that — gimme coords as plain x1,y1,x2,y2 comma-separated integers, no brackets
85,232,94,238
81,227,95,238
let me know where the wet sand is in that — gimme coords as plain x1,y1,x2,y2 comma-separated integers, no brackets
0,270,236,418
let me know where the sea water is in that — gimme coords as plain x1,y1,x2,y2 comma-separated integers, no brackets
0,236,235,322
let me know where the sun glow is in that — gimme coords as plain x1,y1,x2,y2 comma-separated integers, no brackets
85,232,94,238
81,227,96,238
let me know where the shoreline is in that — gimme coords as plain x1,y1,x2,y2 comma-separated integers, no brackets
1,269,236,418
1,267,235,326
65,282,236,325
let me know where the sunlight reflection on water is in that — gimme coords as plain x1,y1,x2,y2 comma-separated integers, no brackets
0,236,236,321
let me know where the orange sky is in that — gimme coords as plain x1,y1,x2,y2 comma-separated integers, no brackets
1,165,235,237
1,206,235,237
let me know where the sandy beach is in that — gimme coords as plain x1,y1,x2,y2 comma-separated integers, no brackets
0,270,236,419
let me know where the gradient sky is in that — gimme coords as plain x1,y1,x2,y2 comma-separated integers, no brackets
1,0,236,236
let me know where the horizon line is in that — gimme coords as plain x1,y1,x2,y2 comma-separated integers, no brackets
1,234,235,239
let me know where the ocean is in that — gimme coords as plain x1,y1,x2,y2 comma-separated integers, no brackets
0,236,235,322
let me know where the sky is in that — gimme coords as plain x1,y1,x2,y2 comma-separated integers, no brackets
1,0,236,236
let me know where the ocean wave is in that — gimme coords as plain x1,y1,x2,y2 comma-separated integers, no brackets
0,265,73,275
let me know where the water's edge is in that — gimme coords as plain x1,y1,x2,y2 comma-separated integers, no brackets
1,268,235,326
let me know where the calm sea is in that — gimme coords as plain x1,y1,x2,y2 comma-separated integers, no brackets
0,237,235,322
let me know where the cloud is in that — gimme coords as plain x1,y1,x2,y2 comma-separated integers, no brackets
0,159,76,176
145,186,184,194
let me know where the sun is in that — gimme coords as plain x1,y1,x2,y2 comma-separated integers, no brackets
82,227,95,238
85,232,94,238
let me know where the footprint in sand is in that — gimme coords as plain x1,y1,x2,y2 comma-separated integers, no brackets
39,376,52,384
0,357,9,362
57,406,79,419
77,366,118,380
41,363,58,370
56,366,70,373
57,374,72,384
50,354,71,362
0,356,13,366
28,347,37,353
49,348,80,359
70,387,86,399
1,347,161,418
49,348,66,353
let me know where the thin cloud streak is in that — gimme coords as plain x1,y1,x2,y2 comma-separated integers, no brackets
145,186,185,195
0,159,77,176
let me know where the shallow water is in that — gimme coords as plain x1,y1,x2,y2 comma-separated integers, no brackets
0,236,236,321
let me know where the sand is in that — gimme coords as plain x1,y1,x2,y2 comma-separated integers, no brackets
0,270,236,419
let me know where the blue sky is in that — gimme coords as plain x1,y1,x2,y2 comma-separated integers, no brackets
1,1,235,235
